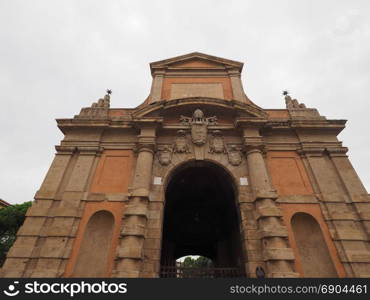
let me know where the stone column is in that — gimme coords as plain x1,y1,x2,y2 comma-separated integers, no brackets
243,127,298,278
115,126,156,277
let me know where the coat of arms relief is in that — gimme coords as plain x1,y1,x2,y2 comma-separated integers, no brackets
180,109,217,146
209,130,226,154
157,109,244,166
227,145,243,166
157,145,173,166
173,129,190,153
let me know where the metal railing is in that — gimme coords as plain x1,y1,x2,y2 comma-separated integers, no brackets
160,265,245,278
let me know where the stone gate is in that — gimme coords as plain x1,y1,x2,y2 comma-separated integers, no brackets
2,52,370,278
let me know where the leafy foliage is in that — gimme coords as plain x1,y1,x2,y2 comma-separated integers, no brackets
0,201,32,266
182,256,213,268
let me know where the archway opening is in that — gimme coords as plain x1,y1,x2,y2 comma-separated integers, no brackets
160,161,245,277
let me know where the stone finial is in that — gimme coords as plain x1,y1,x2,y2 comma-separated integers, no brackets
76,90,111,119
91,90,111,109
283,91,306,109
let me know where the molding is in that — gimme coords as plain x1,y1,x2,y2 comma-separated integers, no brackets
326,147,349,157
55,145,76,155
76,146,102,155
132,97,267,119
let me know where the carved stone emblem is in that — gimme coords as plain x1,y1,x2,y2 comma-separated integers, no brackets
180,109,217,146
191,124,207,146
209,130,226,153
174,130,190,153
227,145,242,166
158,145,172,166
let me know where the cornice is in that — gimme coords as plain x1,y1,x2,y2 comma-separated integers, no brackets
149,52,244,76
235,117,268,128
290,119,346,134
131,97,267,119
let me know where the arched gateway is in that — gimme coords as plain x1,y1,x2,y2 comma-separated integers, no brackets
160,160,245,277
2,52,369,278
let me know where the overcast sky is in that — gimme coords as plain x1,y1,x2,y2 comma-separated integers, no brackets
1,0,369,204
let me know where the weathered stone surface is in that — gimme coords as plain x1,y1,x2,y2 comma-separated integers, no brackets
39,237,69,258
17,217,46,236
46,217,75,236
121,224,146,237
256,206,282,219
259,227,289,238
263,248,295,261
7,237,38,258
36,155,72,199
124,204,148,217
26,200,53,217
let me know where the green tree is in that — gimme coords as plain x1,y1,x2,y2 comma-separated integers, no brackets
182,256,213,268
182,256,195,267
179,256,214,278
193,256,213,268
0,201,32,266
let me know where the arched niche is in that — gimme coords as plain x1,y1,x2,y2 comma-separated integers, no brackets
291,212,337,277
72,210,115,277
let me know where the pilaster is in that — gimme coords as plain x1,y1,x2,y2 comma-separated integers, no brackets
242,127,298,278
114,125,157,277
228,69,246,103
1,146,76,278
149,71,165,102
301,147,370,277
29,146,101,277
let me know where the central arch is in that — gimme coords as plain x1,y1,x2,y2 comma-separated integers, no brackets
160,160,245,277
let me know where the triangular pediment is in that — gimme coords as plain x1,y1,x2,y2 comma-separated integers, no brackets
150,52,243,74
170,58,223,69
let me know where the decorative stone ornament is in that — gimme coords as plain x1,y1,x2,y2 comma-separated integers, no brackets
191,123,207,146
180,109,217,146
173,130,190,153
209,130,226,153
77,91,110,119
157,145,172,166
227,145,242,166
284,92,306,109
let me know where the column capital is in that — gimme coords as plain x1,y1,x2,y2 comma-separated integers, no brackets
245,144,265,156
55,145,76,155
152,70,165,77
136,135,156,154
136,145,155,154
297,147,325,157
76,146,103,156
227,68,241,77
325,146,348,157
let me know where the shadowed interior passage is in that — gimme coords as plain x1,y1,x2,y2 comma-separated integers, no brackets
160,161,244,277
